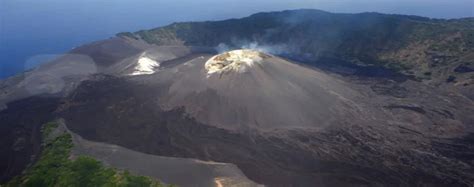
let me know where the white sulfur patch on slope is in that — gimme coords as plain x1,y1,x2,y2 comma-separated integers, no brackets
129,57,160,75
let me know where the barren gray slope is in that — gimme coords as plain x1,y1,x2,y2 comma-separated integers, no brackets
146,53,379,131
53,120,261,187
58,49,474,186
2,37,473,186
0,37,149,111
60,72,474,186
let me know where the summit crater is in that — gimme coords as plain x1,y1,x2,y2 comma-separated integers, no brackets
205,49,271,75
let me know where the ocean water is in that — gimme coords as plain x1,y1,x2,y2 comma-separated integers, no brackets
1,0,472,79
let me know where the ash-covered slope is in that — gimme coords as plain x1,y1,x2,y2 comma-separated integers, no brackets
0,37,148,182
0,40,207,183
1,9,474,187
58,49,474,186
156,49,371,131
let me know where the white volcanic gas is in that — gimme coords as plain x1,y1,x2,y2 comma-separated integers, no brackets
204,49,270,74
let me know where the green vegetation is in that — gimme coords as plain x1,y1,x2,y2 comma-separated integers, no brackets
117,32,139,40
129,10,474,81
6,122,171,187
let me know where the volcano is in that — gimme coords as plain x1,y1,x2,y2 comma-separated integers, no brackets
54,47,473,186
1,9,474,187
153,49,372,132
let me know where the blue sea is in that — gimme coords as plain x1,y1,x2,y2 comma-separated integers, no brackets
1,0,471,79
